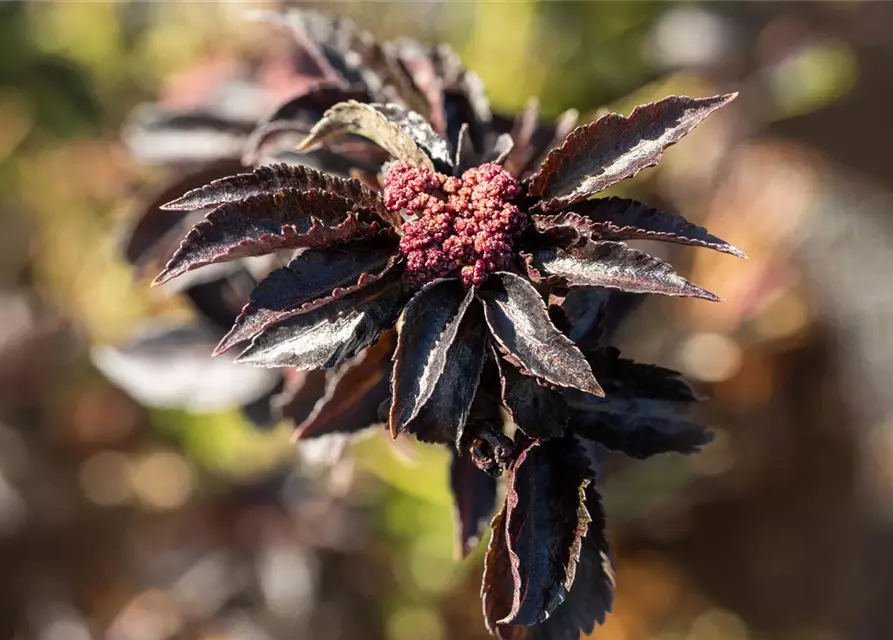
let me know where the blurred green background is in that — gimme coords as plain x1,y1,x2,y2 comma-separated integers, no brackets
3,2,893,639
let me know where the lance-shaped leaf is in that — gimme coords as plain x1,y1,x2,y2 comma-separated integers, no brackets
297,100,451,169
496,356,568,440
236,270,409,370
450,450,498,558
526,240,719,301
568,394,712,458
500,436,593,626
215,241,398,354
591,346,697,402
406,303,486,445
296,331,394,439
503,97,541,177
153,188,382,285
482,508,515,638
529,94,736,210
532,197,746,259
124,159,246,270
517,483,614,640
161,162,385,216
389,280,474,436
479,272,604,397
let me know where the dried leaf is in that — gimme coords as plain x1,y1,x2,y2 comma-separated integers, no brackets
297,100,451,169
162,163,385,217
389,280,475,436
479,272,604,397
450,450,498,558
297,331,394,439
500,436,592,626
216,241,398,354
527,240,719,301
532,197,746,258
529,94,736,210
236,270,409,370
153,189,383,285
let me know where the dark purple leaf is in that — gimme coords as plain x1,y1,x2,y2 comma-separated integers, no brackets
532,197,746,259
124,159,246,270
479,272,604,397
161,162,385,217
153,189,384,285
297,100,451,169
526,240,719,301
496,356,568,440
394,39,447,134
568,394,712,458
297,331,394,439
482,508,514,638
484,133,515,165
389,280,475,436
515,483,615,640
591,346,697,402
215,241,398,354
450,450,497,558
501,436,592,626
405,301,487,446
529,94,736,210
236,270,409,370
91,322,280,413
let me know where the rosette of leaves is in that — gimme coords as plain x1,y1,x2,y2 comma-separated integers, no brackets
151,72,743,635
115,9,574,427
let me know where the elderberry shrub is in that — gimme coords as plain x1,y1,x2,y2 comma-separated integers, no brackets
136,9,744,639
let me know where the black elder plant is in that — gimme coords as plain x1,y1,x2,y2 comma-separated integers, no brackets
146,10,744,640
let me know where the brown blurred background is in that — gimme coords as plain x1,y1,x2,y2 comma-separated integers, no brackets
2,1,893,639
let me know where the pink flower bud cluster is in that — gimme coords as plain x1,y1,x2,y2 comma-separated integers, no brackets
383,161,526,287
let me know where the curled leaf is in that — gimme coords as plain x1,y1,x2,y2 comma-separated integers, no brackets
501,436,592,626
389,280,474,436
297,100,451,169
479,272,604,397
527,240,719,301
529,94,736,210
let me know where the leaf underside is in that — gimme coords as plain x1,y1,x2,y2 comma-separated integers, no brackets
529,93,737,211
297,100,451,169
